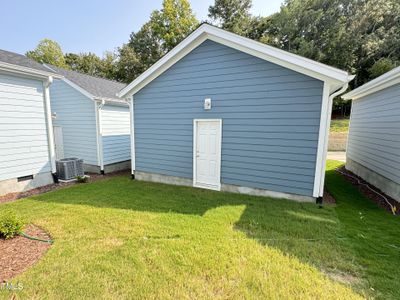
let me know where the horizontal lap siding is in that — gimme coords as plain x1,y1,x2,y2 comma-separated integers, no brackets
134,40,323,196
347,84,400,184
0,73,51,180
50,80,98,165
101,105,131,165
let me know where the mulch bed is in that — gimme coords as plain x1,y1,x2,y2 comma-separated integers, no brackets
0,225,52,282
336,166,399,216
0,170,130,204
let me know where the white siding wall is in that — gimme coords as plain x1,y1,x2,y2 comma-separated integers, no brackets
100,104,131,165
0,73,51,180
50,80,98,165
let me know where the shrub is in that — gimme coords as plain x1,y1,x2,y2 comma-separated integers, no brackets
0,210,25,239
76,176,88,183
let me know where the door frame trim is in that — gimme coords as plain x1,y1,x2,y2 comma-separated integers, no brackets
193,119,222,191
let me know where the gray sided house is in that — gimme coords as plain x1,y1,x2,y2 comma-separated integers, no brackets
343,67,400,202
118,24,354,202
45,65,131,174
0,49,61,195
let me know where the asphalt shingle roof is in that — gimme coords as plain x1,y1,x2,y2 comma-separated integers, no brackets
0,49,58,73
45,65,127,101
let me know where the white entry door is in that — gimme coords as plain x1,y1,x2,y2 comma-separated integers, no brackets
53,126,64,160
193,119,222,190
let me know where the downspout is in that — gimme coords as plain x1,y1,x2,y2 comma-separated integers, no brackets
317,81,352,200
96,99,106,174
127,96,135,179
43,76,58,182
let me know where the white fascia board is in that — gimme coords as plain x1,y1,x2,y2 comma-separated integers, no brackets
342,66,400,100
117,32,208,98
118,23,353,98
61,78,128,106
0,62,62,80
61,77,95,100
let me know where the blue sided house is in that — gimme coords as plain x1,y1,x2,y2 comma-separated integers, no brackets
118,24,354,202
45,65,131,174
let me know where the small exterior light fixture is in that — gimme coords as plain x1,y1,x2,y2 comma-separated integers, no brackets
204,98,211,110
51,112,57,119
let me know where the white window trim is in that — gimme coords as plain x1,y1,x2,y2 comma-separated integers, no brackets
193,119,222,191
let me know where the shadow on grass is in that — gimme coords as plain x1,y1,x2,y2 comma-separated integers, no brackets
31,175,353,280
19,162,399,299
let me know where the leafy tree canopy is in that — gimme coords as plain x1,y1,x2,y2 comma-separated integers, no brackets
26,39,67,68
208,0,252,35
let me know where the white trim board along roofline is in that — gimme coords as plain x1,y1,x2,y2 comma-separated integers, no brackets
342,66,400,100
0,61,62,80
117,23,354,98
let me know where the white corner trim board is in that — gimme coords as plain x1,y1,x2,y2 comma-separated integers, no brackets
117,23,354,98
94,101,104,171
129,96,136,174
313,82,350,198
43,76,57,174
342,66,400,100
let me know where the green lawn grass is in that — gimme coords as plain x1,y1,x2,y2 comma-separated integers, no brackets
0,161,398,299
330,118,350,133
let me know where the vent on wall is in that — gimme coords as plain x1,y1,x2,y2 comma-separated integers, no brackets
17,175,34,182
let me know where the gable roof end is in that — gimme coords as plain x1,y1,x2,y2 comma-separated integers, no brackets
342,66,400,100
44,64,127,104
117,23,354,98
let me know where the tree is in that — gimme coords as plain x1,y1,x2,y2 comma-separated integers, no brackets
65,52,118,80
65,52,103,76
120,0,199,82
260,0,400,87
26,39,67,68
115,44,142,83
208,0,252,35
151,0,199,52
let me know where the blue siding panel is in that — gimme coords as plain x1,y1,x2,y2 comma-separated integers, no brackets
134,40,324,197
50,80,98,165
347,83,400,184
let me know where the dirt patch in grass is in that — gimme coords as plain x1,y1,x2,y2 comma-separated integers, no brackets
323,269,361,286
0,225,52,282
323,190,336,205
0,171,130,204
337,167,399,215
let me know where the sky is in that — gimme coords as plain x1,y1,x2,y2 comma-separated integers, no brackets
0,0,283,57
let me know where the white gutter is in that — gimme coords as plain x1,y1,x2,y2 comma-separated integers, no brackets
43,76,57,176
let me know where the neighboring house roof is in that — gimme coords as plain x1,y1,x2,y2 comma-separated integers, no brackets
118,23,354,98
342,66,400,100
0,49,61,79
45,64,127,103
